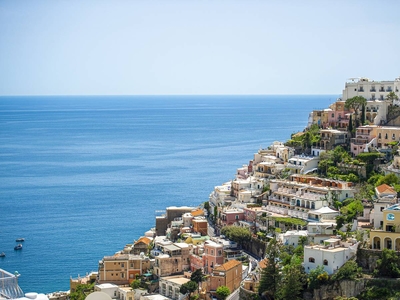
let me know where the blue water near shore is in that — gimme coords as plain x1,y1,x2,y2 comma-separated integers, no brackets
0,95,336,293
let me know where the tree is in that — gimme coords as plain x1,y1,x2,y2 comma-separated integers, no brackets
277,263,306,300
180,281,198,299
307,265,329,290
331,260,362,281
190,268,205,293
386,91,399,103
345,96,367,128
130,279,141,289
361,103,366,125
220,225,251,248
373,249,400,278
216,285,231,300
259,238,282,296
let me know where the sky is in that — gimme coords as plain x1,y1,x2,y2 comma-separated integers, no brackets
0,0,399,96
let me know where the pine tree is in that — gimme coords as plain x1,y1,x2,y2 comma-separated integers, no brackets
277,263,306,300
258,238,282,297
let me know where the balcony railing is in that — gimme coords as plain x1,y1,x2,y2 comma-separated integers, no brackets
379,88,385,92
358,88,364,92
387,88,392,92
370,88,376,92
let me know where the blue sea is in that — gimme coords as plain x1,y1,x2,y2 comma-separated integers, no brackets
0,95,336,293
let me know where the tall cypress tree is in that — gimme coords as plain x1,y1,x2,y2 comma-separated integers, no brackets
258,238,282,297
361,104,366,125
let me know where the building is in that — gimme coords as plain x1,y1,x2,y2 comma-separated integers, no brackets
318,129,348,151
307,222,336,244
286,154,320,175
266,175,354,221
192,217,208,236
350,125,377,156
203,240,224,274
0,269,24,299
278,230,308,247
159,276,190,300
208,260,242,297
218,208,245,227
341,77,400,102
153,243,192,277
98,254,150,285
383,150,400,178
303,238,359,274
156,206,195,236
370,203,400,250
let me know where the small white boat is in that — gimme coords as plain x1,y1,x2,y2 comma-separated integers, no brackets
16,238,25,242
0,252,5,257
14,244,23,250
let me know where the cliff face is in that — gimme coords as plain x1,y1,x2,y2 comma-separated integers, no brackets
303,279,368,300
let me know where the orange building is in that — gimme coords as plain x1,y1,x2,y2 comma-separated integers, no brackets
208,259,242,296
192,217,208,236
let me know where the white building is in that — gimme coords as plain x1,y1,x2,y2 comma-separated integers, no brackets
286,154,320,175
159,276,190,300
341,77,400,102
307,222,336,244
303,238,359,275
278,230,308,247
266,175,354,221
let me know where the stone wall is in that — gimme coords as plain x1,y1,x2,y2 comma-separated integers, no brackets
243,237,267,259
303,279,368,300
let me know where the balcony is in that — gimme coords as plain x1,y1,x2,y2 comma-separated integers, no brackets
370,88,376,92
358,88,364,92
379,88,385,92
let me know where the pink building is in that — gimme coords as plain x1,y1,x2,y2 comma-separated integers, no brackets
327,101,351,129
350,125,376,156
203,241,224,274
219,208,244,227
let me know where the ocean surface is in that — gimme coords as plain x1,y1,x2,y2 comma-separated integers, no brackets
0,95,336,293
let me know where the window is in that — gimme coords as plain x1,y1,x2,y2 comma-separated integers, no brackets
323,259,328,266
393,134,396,140
378,133,382,139
332,113,334,118
309,257,315,263
381,207,384,212
235,215,239,220
385,133,388,139
121,263,124,267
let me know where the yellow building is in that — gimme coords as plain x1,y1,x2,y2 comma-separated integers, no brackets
370,203,400,250
98,254,150,285
376,126,400,148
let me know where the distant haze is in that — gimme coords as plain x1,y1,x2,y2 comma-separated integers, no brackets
0,0,399,96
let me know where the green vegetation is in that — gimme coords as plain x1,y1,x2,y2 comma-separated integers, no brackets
358,279,400,300
345,96,367,129
180,281,198,299
272,217,307,227
373,249,400,278
220,225,251,247
258,238,282,296
216,285,231,300
69,283,95,300
285,124,321,153
307,265,329,290
331,260,362,281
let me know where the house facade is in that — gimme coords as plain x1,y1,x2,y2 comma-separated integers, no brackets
208,260,242,296
303,238,359,274
98,254,150,285
341,77,400,102
370,203,400,250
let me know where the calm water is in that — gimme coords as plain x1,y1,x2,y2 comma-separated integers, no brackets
0,95,335,293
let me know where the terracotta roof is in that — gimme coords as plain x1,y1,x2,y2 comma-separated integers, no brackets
259,258,269,269
191,208,204,217
376,184,396,195
134,237,151,246
213,259,241,272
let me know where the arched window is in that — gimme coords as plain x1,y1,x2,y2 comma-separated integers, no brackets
323,259,328,265
309,257,315,263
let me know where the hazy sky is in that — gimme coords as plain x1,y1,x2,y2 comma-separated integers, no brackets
1,0,399,96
